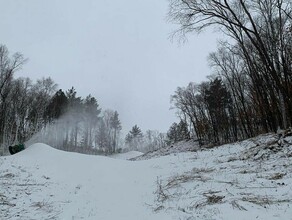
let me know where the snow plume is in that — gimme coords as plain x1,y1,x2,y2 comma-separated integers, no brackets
25,117,69,149
24,107,124,155
25,108,101,154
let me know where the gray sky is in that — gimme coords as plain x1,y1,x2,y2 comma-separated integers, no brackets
0,0,220,134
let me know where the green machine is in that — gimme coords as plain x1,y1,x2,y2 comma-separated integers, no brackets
8,144,25,155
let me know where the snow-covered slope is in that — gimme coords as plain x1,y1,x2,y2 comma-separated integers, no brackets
0,143,171,220
109,151,144,160
1,133,292,220
132,140,200,160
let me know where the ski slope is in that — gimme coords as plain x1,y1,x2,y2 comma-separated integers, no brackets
0,144,171,219
1,134,292,220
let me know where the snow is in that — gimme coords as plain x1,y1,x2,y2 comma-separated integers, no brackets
109,151,144,160
1,134,292,220
133,140,200,160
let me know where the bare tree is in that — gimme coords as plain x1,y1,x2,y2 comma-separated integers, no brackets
169,0,292,129
0,45,27,153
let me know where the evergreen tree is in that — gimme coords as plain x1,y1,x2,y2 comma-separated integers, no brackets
44,89,68,123
167,120,190,144
110,111,122,153
204,78,232,143
167,122,179,144
65,87,83,149
177,120,190,141
96,119,110,152
130,125,143,138
125,125,143,151
82,95,101,147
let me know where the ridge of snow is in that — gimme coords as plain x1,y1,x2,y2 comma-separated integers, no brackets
109,151,144,160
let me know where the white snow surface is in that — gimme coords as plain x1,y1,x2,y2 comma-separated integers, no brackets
1,133,292,220
109,151,144,160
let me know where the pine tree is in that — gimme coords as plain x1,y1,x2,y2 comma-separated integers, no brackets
83,95,101,147
167,120,190,144
65,87,83,149
44,89,68,123
204,78,232,143
177,120,190,141
125,125,143,151
167,122,179,144
96,120,110,152
110,111,122,153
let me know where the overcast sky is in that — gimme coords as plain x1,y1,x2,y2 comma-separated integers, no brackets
0,0,220,134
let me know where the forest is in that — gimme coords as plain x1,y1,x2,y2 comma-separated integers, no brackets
167,0,292,146
0,45,166,155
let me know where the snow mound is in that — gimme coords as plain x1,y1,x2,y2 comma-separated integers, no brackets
109,151,144,160
0,143,167,220
17,143,58,156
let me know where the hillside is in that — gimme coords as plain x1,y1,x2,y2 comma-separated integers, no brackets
0,132,292,220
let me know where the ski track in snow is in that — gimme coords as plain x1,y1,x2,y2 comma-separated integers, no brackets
0,134,292,220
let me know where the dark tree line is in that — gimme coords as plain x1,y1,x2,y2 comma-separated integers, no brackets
167,120,190,144
0,44,122,155
168,0,292,145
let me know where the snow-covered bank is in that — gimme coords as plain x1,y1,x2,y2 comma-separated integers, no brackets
1,133,292,219
109,151,144,160
151,133,292,219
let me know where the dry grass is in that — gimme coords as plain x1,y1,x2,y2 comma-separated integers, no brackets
231,200,247,211
0,173,15,178
191,167,215,174
164,173,210,190
31,201,48,209
238,169,256,174
31,200,54,213
268,173,286,180
155,178,170,203
0,201,16,207
191,191,225,209
241,196,291,207
205,194,225,204
227,156,238,162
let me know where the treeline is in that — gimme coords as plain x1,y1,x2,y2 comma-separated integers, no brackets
38,91,123,155
0,44,123,155
0,43,122,155
0,44,168,155
168,0,292,145
124,125,167,153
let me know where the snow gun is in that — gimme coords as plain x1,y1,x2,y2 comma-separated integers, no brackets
8,143,25,155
